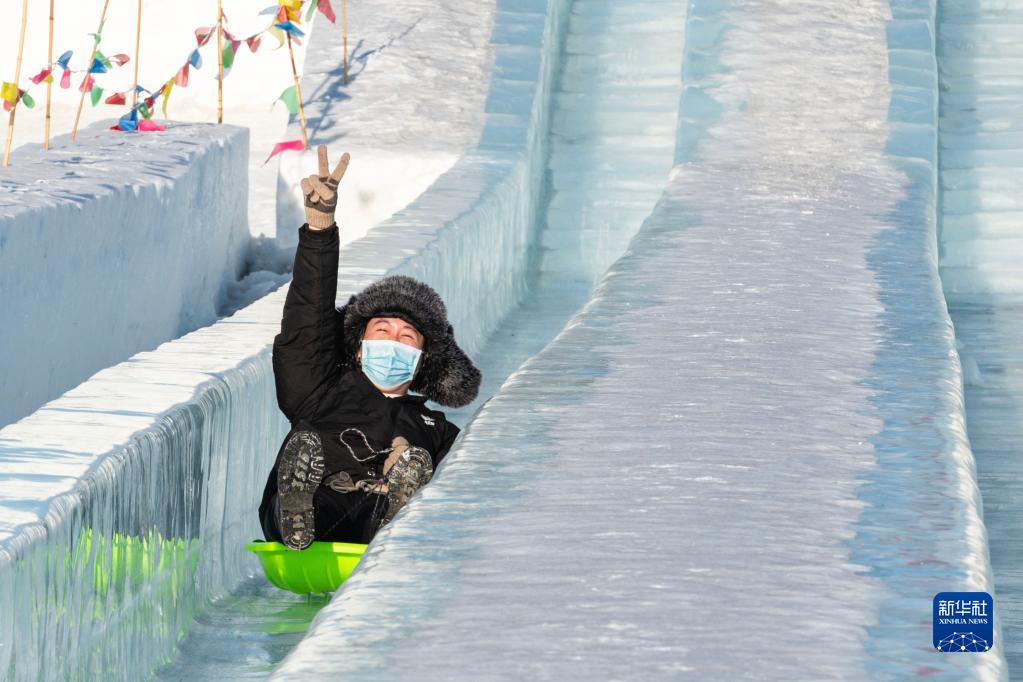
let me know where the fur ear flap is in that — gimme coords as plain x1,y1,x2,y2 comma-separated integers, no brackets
336,277,480,407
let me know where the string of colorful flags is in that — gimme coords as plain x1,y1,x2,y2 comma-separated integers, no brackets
2,0,340,164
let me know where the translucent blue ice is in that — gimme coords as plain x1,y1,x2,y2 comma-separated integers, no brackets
938,0,1023,673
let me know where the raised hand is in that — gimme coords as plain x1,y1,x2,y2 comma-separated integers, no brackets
301,145,350,230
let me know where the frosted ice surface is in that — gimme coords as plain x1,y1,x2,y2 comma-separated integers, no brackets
938,0,1023,673
0,121,250,428
275,1,1004,679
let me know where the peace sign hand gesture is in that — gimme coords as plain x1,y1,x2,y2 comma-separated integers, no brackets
301,145,351,230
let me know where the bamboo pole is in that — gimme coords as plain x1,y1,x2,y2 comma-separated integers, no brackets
3,0,30,167
217,0,223,123
132,0,142,108
71,0,111,142
287,33,309,147
342,0,348,85
45,0,54,150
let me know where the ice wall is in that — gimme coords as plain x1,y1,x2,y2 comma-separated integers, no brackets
0,121,250,428
274,0,496,247
937,0,1023,671
0,0,564,678
273,0,1006,678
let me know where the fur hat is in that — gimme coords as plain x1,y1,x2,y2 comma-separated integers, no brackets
335,275,481,407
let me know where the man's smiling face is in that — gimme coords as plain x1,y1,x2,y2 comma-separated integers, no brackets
361,317,425,349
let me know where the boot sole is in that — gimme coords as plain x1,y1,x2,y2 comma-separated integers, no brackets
277,431,325,550
382,447,434,527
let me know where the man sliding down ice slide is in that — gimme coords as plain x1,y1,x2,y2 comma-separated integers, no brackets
259,146,482,550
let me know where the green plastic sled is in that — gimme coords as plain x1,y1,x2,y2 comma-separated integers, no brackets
245,540,368,594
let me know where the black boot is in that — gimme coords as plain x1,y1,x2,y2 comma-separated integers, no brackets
380,446,434,527
276,431,325,550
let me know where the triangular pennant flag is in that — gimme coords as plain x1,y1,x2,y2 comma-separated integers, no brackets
105,91,126,105
277,0,301,22
175,64,190,87
90,85,103,106
21,91,34,109
195,26,213,46
114,107,139,131
1,83,18,103
231,39,242,55
317,0,337,23
89,56,108,74
111,53,130,67
78,75,95,93
30,68,52,85
275,85,299,115
222,42,236,70
139,101,152,119
96,51,113,69
3,99,13,112
305,0,317,22
60,69,71,89
264,138,305,164
267,26,286,49
246,36,262,52
188,49,203,69
56,50,73,69
274,21,305,38
161,79,174,117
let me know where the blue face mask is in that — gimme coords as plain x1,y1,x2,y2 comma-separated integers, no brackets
360,339,423,390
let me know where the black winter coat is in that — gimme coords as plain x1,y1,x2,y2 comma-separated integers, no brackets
258,224,460,525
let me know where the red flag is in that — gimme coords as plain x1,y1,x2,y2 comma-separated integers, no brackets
195,26,213,46
104,92,126,105
78,75,94,93
30,68,52,85
264,139,305,164
111,53,130,66
246,36,262,52
317,0,337,23
175,64,190,87
60,69,71,89
138,119,165,132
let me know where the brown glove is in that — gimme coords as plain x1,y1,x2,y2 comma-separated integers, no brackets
301,145,350,230
383,436,410,476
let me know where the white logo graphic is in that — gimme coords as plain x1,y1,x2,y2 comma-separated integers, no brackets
421,414,435,426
